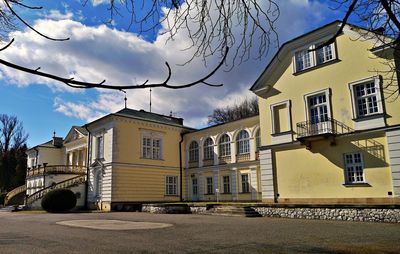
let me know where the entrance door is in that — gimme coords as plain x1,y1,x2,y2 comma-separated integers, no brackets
308,93,330,135
192,178,198,201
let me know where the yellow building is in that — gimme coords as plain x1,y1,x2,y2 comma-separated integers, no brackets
85,108,193,211
183,116,260,202
251,21,400,204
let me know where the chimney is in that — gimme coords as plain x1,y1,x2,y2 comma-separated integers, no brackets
52,137,63,148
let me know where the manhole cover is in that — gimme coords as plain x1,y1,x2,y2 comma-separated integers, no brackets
56,220,173,230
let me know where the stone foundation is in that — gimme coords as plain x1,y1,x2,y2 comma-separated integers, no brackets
251,207,400,223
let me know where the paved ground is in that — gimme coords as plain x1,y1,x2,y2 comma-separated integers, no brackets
0,211,399,254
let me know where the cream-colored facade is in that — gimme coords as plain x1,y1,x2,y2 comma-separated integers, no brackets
251,21,400,204
183,116,260,202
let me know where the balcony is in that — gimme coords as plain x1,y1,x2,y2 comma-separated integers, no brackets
296,118,353,149
236,153,250,162
219,156,231,165
26,165,86,177
202,159,214,167
188,161,199,168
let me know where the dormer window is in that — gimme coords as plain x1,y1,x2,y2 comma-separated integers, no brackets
294,42,336,73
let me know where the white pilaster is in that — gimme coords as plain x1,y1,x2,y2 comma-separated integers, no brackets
231,168,238,200
231,142,236,163
249,138,256,160
250,166,258,200
260,149,275,201
387,129,400,197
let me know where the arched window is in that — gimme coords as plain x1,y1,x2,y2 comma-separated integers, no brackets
203,138,214,160
189,141,199,162
255,129,261,150
219,134,231,157
237,130,250,154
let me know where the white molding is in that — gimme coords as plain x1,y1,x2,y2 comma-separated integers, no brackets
270,100,292,134
271,133,293,145
348,76,384,130
303,88,332,122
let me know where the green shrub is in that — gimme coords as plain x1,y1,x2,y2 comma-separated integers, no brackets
41,189,77,213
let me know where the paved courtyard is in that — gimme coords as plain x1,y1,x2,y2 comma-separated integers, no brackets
0,211,399,254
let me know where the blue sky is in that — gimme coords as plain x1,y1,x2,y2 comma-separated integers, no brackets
0,0,350,147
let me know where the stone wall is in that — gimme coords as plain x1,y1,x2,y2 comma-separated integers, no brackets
251,207,400,223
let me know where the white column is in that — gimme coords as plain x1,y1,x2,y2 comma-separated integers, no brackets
199,139,204,168
213,169,219,201
186,173,191,200
213,144,219,165
387,129,400,197
249,138,256,160
231,141,236,163
250,166,258,200
198,174,204,200
260,149,275,201
231,168,238,201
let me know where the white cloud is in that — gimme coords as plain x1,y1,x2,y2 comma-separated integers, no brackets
43,10,74,20
0,0,331,128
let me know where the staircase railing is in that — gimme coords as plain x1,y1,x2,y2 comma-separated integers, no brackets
26,175,86,205
4,185,26,205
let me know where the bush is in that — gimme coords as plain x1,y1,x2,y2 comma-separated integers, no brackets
41,189,77,213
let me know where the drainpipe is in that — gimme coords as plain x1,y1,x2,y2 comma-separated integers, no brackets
179,133,184,202
84,125,91,209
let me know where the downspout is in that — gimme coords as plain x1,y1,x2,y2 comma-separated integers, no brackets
84,125,91,209
179,133,184,202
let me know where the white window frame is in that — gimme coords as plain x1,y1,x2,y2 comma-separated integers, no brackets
206,177,213,194
293,41,336,73
236,130,250,155
222,175,230,193
141,130,163,160
344,152,366,184
303,88,332,123
316,42,335,65
188,141,199,162
165,175,178,196
219,134,231,157
241,174,250,193
95,135,104,159
270,100,292,134
203,137,214,161
348,76,383,119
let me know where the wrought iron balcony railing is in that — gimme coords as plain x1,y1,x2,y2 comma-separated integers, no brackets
297,117,354,139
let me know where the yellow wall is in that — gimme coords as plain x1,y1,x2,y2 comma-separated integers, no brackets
259,33,400,146
111,117,185,201
274,133,393,199
112,166,180,202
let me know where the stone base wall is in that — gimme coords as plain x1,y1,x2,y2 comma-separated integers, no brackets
252,207,400,223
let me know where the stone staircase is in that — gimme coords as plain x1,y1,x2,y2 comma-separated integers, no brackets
4,185,26,206
26,175,86,208
206,205,262,217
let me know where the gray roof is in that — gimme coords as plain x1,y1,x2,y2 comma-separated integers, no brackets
114,108,185,127
73,126,88,135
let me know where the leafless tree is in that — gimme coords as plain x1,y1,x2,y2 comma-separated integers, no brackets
0,0,280,91
0,114,28,191
208,96,258,125
322,0,400,100
0,114,28,153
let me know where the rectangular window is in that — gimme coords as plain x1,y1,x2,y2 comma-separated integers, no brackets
294,42,336,73
354,81,379,117
223,176,230,193
192,178,198,196
165,176,178,195
206,177,213,194
316,43,334,65
295,49,312,72
344,153,365,184
241,174,250,193
141,135,162,160
96,136,104,159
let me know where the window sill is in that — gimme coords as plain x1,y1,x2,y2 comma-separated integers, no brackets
352,113,385,122
342,182,371,187
293,58,340,76
220,192,231,195
164,194,179,197
204,193,214,195
140,157,164,161
271,131,292,137
239,192,251,194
